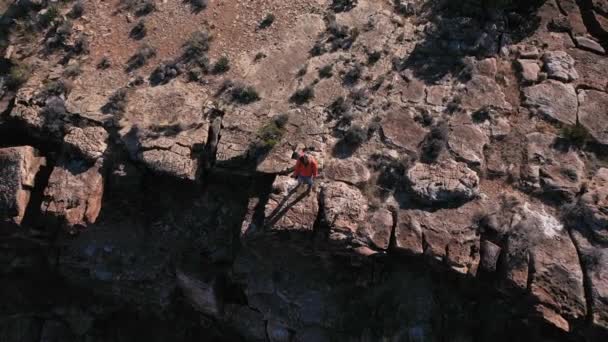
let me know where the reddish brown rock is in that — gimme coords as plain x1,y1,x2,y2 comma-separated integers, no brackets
356,208,393,250
41,160,104,229
322,181,368,243
459,75,511,111
263,176,319,233
381,111,427,153
324,158,370,185
406,160,480,205
0,146,46,225
578,90,608,145
63,126,108,161
577,168,608,243
448,121,489,167
523,80,578,125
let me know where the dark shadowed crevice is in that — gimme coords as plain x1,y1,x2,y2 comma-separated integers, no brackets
566,227,595,325
576,0,608,51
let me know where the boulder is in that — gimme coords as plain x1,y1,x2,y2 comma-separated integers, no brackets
577,168,608,243
578,90,608,145
41,160,104,229
63,126,108,161
521,133,585,201
394,200,483,275
496,200,586,328
516,59,540,83
400,72,426,103
324,158,370,185
574,36,606,54
119,81,209,180
0,146,46,225
542,51,579,82
523,80,578,125
480,240,501,273
322,181,368,244
356,208,393,250
448,122,489,167
406,160,480,205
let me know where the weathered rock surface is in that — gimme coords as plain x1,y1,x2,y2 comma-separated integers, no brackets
0,146,46,225
41,160,104,229
459,75,512,111
448,120,489,167
578,89,608,145
324,158,370,185
119,82,209,180
322,181,368,244
523,80,578,125
516,59,541,83
576,168,608,243
574,36,606,54
406,160,480,205
380,111,427,153
521,133,585,200
63,126,108,161
356,207,393,250
542,51,579,82
263,176,319,234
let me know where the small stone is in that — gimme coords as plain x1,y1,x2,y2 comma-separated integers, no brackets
574,36,606,54
516,59,540,83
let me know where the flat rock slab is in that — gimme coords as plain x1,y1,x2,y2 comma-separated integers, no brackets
578,89,608,145
356,208,393,250
324,158,370,185
381,111,427,153
523,80,578,125
322,181,368,244
263,176,319,233
516,59,541,83
569,48,608,91
448,121,489,167
119,81,209,180
0,146,46,225
459,75,512,111
406,160,480,205
41,160,104,229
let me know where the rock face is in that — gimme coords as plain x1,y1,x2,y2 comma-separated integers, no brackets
324,158,370,185
542,51,579,82
63,126,108,161
578,89,608,145
41,160,104,229
119,81,209,180
380,111,427,153
521,133,585,200
406,160,480,205
0,146,46,225
262,176,319,234
516,59,541,83
448,120,489,167
577,168,608,243
322,181,368,244
523,80,578,125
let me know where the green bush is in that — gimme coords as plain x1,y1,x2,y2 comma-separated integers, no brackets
212,56,230,74
560,124,589,147
257,116,288,148
7,63,31,89
258,14,275,29
230,85,260,104
318,64,333,79
290,86,314,105
344,124,367,146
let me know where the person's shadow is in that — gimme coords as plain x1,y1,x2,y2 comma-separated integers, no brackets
264,184,312,229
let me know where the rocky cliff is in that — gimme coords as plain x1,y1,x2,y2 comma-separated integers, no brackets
1,0,608,341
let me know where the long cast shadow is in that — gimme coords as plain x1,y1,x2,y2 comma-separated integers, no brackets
264,186,312,229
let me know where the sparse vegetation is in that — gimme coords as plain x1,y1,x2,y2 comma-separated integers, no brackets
68,1,85,19
188,0,208,12
121,0,156,16
344,124,367,146
310,42,326,57
330,0,358,12
150,60,180,85
420,123,448,163
256,114,289,149
254,52,266,62
37,5,60,29
72,34,89,55
560,124,590,147
102,88,129,116
367,50,382,65
326,17,359,52
296,65,308,77
290,86,314,105
41,80,72,99
229,84,260,105
63,63,81,78
130,20,147,40
41,96,68,119
319,64,333,79
258,14,275,30
343,63,362,85
181,31,211,64
45,20,73,50
125,44,157,72
97,56,112,70
7,63,31,90
393,0,415,16
212,56,230,74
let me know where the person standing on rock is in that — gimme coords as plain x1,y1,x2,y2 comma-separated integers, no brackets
291,150,318,193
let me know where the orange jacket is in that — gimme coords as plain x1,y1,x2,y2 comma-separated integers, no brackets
293,155,318,177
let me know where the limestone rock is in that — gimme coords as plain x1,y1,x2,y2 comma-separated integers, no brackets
324,158,370,185
522,132,585,200
574,36,606,54
516,59,540,83
63,126,108,161
523,80,578,125
41,160,104,229
577,168,608,243
578,89,608,145
356,208,393,250
448,122,489,167
459,75,511,111
542,51,579,82
119,81,209,180
0,146,46,225
406,160,480,205
322,181,368,243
